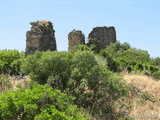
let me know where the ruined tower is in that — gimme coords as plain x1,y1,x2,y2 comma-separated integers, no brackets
88,26,116,52
68,29,85,50
25,20,57,56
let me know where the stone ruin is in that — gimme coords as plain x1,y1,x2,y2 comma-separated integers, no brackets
25,20,116,54
68,26,117,51
68,29,85,50
25,20,57,56
87,26,117,52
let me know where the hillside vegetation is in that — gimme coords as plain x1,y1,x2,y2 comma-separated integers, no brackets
123,74,160,120
0,41,160,120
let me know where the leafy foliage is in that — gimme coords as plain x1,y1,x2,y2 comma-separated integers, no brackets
150,57,160,67
100,42,155,72
71,44,92,52
100,41,131,72
87,37,102,53
99,41,160,79
0,49,23,75
21,50,129,119
0,82,89,120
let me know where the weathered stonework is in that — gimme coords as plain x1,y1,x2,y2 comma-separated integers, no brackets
88,26,116,52
25,20,57,56
68,29,85,50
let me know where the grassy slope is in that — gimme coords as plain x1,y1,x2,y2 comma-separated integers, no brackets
123,73,160,119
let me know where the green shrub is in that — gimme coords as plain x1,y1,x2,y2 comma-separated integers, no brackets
152,70,160,80
71,44,92,52
21,50,129,119
0,49,23,75
133,63,159,76
150,57,160,67
100,42,151,73
99,41,131,72
100,49,118,72
101,41,131,58
0,82,89,120
21,51,72,86
87,38,101,53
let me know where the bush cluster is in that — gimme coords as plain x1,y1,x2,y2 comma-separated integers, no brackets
99,41,160,79
21,50,128,119
0,82,89,120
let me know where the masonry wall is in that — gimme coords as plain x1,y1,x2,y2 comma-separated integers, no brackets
88,26,116,52
68,29,85,50
25,20,57,56
25,20,116,54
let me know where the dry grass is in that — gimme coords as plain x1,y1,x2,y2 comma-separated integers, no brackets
123,73,160,120
0,75,31,93
8,76,31,90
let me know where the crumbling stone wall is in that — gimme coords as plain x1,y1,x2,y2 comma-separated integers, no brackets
25,20,57,56
68,29,85,50
88,26,116,52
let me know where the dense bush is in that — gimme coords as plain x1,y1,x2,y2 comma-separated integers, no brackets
21,50,129,119
21,51,72,85
99,41,160,80
100,41,131,72
88,37,108,53
0,50,23,75
0,82,89,120
150,57,160,67
100,42,153,72
152,70,160,79
101,41,131,58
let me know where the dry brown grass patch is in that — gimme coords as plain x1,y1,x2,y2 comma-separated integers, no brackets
123,73,160,119
0,75,31,93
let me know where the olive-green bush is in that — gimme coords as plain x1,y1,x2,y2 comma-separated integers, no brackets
100,42,155,73
0,82,89,120
21,50,129,119
0,49,23,75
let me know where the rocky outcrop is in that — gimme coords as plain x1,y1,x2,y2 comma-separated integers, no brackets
68,29,85,50
88,26,116,52
25,20,57,56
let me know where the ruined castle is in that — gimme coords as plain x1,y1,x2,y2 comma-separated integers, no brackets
25,20,57,56
88,26,116,52
68,29,85,50
25,20,116,56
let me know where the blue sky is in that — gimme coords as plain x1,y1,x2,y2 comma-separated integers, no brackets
0,0,160,57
